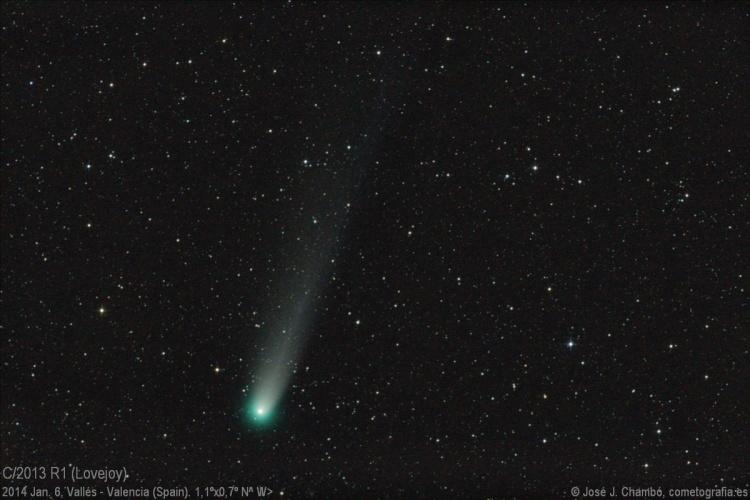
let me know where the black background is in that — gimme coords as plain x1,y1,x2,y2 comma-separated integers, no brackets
2,2,748,498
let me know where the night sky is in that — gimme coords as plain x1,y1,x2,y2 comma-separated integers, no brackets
2,2,749,499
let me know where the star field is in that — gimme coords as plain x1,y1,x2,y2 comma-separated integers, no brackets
2,2,749,498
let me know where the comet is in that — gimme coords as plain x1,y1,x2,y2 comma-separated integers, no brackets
242,62,402,428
